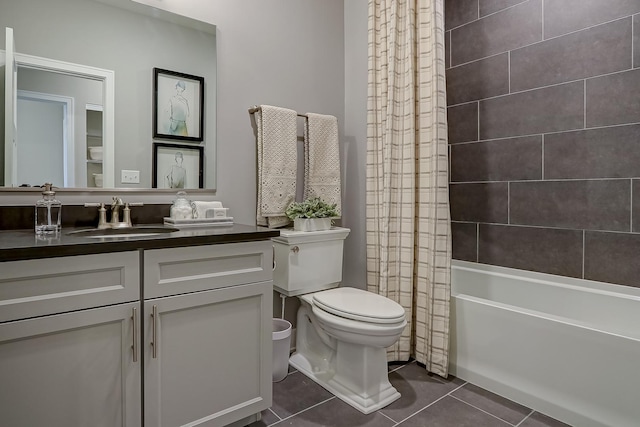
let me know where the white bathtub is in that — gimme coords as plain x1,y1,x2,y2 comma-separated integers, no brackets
450,260,640,427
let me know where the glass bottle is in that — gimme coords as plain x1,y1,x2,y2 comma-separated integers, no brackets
35,183,62,235
170,191,194,220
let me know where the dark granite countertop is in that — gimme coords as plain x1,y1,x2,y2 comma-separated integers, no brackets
0,224,280,262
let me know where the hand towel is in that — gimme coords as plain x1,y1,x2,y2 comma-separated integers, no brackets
255,105,297,228
303,113,341,216
192,201,222,219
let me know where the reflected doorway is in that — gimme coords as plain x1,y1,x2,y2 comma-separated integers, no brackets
16,90,74,187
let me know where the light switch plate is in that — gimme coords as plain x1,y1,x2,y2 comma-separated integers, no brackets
121,170,140,184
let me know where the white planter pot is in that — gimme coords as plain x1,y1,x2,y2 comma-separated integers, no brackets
293,218,332,232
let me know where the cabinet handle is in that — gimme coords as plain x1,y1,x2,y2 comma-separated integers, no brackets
131,307,138,363
151,304,158,359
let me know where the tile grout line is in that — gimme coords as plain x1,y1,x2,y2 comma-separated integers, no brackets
447,120,640,144
448,0,532,33
378,410,397,424
449,13,632,69
583,79,587,129
541,134,545,180
515,410,536,427
451,220,640,236
269,396,336,426
267,407,282,422
582,229,585,279
447,67,638,109
476,222,480,263
390,381,468,426
451,177,635,184
449,394,516,425
630,180,634,232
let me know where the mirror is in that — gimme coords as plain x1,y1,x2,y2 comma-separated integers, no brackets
0,0,217,190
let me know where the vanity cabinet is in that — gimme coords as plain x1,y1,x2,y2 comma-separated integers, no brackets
0,252,141,427
0,239,273,427
0,302,141,427
142,241,273,427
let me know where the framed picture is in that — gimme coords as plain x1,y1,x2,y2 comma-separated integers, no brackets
153,143,204,189
153,68,204,142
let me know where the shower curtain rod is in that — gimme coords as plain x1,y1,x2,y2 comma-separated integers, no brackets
248,105,308,118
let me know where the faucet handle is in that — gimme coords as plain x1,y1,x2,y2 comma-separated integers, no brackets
84,203,109,229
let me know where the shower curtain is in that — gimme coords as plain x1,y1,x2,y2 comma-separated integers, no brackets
365,0,451,377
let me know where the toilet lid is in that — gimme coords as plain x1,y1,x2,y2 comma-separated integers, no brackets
312,287,406,324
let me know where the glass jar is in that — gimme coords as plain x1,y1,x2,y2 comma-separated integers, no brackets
170,191,194,220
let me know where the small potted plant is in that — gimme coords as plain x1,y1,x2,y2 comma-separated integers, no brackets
285,197,339,232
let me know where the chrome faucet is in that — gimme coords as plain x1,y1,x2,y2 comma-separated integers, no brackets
111,197,124,225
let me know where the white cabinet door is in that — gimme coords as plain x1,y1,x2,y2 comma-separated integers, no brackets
144,282,272,427
0,302,142,427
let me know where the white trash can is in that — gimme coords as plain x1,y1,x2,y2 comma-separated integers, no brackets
272,318,292,382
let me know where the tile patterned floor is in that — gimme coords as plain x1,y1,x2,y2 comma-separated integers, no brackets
248,361,571,427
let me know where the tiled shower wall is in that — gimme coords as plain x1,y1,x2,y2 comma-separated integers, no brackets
445,0,640,288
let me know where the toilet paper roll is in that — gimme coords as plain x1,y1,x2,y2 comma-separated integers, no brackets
192,201,223,219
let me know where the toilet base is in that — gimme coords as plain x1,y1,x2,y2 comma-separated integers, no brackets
289,342,401,414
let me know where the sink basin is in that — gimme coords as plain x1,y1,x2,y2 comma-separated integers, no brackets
68,226,179,238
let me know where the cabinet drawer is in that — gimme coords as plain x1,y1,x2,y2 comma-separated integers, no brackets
144,241,273,299
0,251,140,323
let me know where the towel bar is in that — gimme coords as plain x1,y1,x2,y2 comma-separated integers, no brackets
248,105,308,118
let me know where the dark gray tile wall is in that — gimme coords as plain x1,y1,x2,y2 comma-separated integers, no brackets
445,1,640,288
479,0,528,17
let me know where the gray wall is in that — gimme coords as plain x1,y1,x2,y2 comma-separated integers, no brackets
446,0,640,288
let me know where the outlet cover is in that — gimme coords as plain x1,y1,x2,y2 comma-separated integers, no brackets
121,170,140,184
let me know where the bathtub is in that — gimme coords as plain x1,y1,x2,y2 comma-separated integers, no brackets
450,260,640,427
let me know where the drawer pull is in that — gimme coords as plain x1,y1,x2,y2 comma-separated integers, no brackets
132,307,138,363
151,304,158,359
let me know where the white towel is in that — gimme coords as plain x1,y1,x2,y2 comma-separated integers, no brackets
255,105,297,228
192,201,222,219
303,113,341,216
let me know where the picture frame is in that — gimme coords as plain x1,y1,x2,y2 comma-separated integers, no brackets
153,143,204,189
153,68,204,142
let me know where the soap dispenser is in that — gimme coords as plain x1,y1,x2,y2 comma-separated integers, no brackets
35,183,62,235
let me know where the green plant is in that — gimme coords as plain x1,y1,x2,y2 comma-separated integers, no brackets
285,197,338,220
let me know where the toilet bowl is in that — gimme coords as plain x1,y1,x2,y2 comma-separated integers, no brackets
272,228,407,414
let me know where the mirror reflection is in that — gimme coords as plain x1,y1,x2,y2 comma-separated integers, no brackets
0,0,217,190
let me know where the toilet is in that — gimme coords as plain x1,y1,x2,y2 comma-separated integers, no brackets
272,227,406,414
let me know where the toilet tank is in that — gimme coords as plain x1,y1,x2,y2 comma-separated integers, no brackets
272,227,350,296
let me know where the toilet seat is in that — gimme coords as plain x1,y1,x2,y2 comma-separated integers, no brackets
311,287,405,324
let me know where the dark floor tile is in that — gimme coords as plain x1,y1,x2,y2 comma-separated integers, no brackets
451,383,530,424
272,397,394,427
450,136,542,182
586,68,640,127
451,0,542,66
247,409,281,427
479,0,528,17
510,180,631,232
397,395,510,426
544,125,640,179
544,0,640,38
445,0,478,30
448,103,478,144
510,18,632,92
634,179,640,233
379,362,464,422
520,411,572,427
478,224,583,278
452,222,478,262
584,231,640,288
270,371,334,419
479,81,584,140
446,53,509,105
450,182,509,223
446,30,451,69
